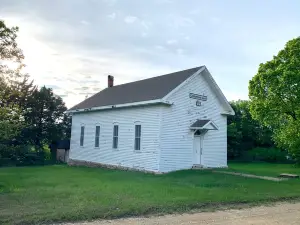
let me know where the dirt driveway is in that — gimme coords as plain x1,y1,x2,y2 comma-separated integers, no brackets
62,202,300,225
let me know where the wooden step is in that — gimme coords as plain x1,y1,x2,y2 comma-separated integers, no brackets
192,164,203,169
279,173,299,179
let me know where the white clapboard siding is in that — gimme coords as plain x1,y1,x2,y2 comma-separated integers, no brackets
159,72,228,172
69,105,163,172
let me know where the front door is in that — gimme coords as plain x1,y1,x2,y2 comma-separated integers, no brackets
193,134,204,165
193,136,201,165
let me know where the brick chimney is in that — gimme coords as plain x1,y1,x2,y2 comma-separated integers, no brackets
108,75,114,88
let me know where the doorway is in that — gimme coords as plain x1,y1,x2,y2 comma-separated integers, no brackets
193,130,205,166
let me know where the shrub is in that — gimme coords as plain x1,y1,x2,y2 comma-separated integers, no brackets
0,144,51,167
243,147,291,163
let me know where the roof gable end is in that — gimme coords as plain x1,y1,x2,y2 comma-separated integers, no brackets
162,66,235,116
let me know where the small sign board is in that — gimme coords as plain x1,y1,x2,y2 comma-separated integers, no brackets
189,93,207,107
189,93,207,101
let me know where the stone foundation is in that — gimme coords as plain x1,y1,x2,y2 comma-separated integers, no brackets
68,159,162,174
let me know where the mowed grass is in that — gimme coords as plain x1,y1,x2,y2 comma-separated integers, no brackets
226,162,300,177
0,165,300,225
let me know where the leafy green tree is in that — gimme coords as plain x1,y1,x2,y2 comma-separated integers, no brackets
23,86,68,147
0,20,27,148
228,100,273,159
1,20,69,164
0,106,24,143
249,37,300,162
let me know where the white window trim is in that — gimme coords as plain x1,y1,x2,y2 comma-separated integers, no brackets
94,124,100,149
134,121,142,152
112,123,119,150
80,124,85,148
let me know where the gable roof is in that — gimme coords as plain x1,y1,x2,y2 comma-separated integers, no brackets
69,66,202,111
68,66,234,115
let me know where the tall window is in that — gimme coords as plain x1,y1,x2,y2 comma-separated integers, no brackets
95,125,100,148
113,125,118,149
134,125,141,150
80,126,85,146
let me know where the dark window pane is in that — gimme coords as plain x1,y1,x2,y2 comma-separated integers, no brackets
134,125,141,150
113,137,118,149
135,125,138,137
95,126,100,136
134,138,138,150
95,137,99,147
113,125,118,148
135,137,141,150
113,125,118,136
135,125,141,137
80,126,85,146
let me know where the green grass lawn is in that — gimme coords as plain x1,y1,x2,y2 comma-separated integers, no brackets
226,162,300,177
0,165,300,225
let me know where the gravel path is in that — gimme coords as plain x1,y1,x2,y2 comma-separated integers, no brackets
61,202,300,225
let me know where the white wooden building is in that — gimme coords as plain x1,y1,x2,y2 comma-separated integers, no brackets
67,66,234,173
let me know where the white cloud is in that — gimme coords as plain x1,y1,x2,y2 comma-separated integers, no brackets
102,0,117,6
155,45,165,50
189,9,201,15
124,16,138,24
80,20,90,25
176,48,184,55
140,20,152,30
184,36,190,41
166,39,178,45
211,17,221,24
107,12,116,19
141,32,148,37
169,15,195,28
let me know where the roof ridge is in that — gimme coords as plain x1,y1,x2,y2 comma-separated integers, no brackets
108,66,202,89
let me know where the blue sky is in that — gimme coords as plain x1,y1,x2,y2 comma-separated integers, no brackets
1,0,299,108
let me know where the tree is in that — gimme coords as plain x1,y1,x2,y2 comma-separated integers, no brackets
0,20,27,147
249,37,300,162
23,86,68,147
1,20,70,165
227,100,274,159
0,20,23,70
0,106,24,144
1,20,35,109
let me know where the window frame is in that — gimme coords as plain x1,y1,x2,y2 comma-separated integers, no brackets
112,124,119,149
95,125,100,148
134,123,141,151
80,125,85,147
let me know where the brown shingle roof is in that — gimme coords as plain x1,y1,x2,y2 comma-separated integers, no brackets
70,66,202,110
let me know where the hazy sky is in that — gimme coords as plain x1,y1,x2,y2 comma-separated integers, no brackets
1,0,299,108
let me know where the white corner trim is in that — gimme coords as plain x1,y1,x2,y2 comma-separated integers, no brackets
67,99,172,113
162,66,206,101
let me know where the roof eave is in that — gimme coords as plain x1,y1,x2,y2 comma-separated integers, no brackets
221,111,235,116
66,99,172,114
